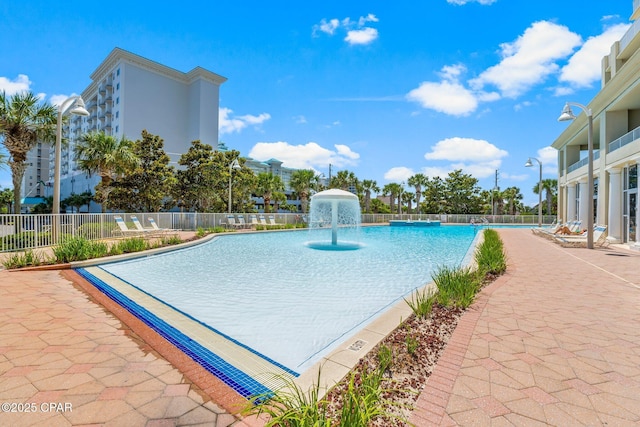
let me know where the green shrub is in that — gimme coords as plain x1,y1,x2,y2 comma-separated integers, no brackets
432,265,479,309
110,237,148,255
405,334,418,356
475,229,507,276
2,249,50,269
52,237,109,263
161,235,183,245
405,286,437,318
377,344,393,375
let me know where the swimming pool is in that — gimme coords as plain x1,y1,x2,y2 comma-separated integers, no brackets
78,225,479,395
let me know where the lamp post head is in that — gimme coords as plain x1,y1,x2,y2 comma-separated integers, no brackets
558,103,576,122
525,158,534,168
230,159,241,170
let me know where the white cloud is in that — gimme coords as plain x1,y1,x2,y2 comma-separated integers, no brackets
248,141,359,169
219,107,271,135
470,21,582,98
314,14,379,45
537,146,558,175
345,28,379,45
314,18,340,36
383,167,414,182
558,23,630,89
425,137,508,162
447,0,497,4
0,74,32,95
406,65,478,116
293,115,307,124
49,93,82,107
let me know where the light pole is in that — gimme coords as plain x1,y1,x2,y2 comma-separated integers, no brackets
228,159,241,213
53,96,89,215
558,102,594,249
525,157,543,227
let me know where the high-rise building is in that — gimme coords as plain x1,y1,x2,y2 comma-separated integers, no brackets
553,1,640,247
42,47,226,210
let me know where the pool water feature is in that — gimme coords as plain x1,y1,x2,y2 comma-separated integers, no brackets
83,225,479,395
307,189,363,250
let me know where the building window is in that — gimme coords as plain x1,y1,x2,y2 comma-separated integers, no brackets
116,97,119,104
116,83,120,90
115,111,119,118
117,68,120,76
116,125,119,133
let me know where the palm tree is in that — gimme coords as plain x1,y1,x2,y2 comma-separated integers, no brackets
0,91,57,213
382,183,403,214
289,169,318,214
361,179,379,213
502,186,523,215
402,191,415,214
255,172,284,213
408,173,429,215
74,131,138,212
331,170,358,192
533,179,558,215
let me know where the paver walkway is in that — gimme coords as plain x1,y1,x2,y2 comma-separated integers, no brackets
410,228,640,426
0,269,240,426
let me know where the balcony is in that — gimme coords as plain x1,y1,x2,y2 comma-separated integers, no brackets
619,17,640,56
567,150,601,174
608,125,640,153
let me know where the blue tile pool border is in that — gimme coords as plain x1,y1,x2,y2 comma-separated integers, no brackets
75,267,275,399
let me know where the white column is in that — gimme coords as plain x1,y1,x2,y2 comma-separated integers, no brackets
607,168,622,243
567,183,577,222
578,179,589,227
636,161,640,247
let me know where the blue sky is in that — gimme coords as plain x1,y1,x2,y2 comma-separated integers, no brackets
0,0,634,206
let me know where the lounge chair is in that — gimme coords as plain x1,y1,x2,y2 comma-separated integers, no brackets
268,215,278,226
113,215,147,237
249,214,259,227
147,218,181,235
226,215,243,229
555,225,608,246
531,219,560,234
130,216,158,236
236,214,250,229
258,215,267,225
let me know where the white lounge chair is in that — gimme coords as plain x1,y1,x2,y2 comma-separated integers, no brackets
147,218,180,235
258,215,267,225
236,215,250,229
113,215,146,237
249,214,259,227
130,216,157,234
268,215,278,226
555,225,608,246
226,215,243,229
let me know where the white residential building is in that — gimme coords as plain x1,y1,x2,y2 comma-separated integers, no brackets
553,0,640,247
47,47,226,210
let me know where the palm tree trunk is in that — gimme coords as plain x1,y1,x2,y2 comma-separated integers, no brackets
9,160,26,214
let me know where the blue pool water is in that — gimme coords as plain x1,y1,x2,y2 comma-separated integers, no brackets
98,225,479,372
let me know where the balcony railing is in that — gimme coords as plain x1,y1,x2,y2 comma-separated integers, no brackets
567,150,600,174
620,17,640,53
608,125,640,153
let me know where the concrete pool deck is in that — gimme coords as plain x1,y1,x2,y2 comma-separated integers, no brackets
1,228,639,425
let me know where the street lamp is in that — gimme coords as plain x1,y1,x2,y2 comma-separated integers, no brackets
228,159,241,213
558,102,594,249
525,157,543,227
53,96,89,215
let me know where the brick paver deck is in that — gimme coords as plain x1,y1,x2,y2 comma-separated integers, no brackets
410,228,640,426
2,228,640,426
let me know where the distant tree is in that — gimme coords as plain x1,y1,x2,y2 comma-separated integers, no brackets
533,179,558,215
32,196,67,214
502,186,523,215
361,179,380,213
408,173,429,215
173,140,217,211
330,170,358,192
422,176,447,214
289,169,318,214
0,91,57,214
272,191,287,212
62,193,86,213
74,131,138,212
370,198,390,214
443,170,483,214
402,191,415,214
382,183,403,214
255,172,284,213
0,187,13,213
108,130,176,212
